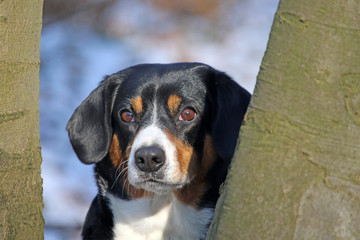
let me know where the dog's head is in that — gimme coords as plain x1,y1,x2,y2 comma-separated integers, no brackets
67,63,250,195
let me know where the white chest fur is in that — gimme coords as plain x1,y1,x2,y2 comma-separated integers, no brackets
106,193,213,240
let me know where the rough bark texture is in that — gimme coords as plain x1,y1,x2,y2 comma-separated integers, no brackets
207,0,360,239
0,0,44,239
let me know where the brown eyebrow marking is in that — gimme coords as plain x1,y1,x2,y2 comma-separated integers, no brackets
167,94,182,115
131,96,143,114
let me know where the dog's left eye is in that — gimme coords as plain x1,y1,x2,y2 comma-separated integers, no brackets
179,108,197,121
121,110,135,123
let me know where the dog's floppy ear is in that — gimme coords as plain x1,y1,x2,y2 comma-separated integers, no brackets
211,71,251,160
66,78,119,164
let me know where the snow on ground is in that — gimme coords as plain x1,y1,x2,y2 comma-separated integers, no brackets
40,0,279,239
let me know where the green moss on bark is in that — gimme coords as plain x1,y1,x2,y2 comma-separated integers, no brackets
0,111,26,125
0,0,44,238
207,0,360,239
0,142,44,239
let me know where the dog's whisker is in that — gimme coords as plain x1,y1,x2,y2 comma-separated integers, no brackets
111,159,129,189
116,157,128,170
113,157,127,180
122,176,129,196
118,167,129,195
127,178,132,196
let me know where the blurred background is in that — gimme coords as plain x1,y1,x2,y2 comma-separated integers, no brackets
40,0,279,239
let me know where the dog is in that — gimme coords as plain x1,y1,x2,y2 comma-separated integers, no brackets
67,62,250,240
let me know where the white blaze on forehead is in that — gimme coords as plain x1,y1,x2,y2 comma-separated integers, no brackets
130,124,176,154
129,97,168,153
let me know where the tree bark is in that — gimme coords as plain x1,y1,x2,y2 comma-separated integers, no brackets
207,0,360,239
0,0,44,239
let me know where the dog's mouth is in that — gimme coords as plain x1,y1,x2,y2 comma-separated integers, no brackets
132,178,188,194
146,179,184,187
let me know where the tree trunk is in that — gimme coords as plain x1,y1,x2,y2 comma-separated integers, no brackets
207,0,360,239
0,0,44,239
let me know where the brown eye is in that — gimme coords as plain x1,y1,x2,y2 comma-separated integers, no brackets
179,108,196,121
121,111,134,123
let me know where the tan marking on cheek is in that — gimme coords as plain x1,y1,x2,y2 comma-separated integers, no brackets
131,96,143,114
110,136,151,199
200,135,217,176
173,134,217,208
164,129,193,177
173,179,207,208
167,94,182,115
109,134,123,167
127,185,152,199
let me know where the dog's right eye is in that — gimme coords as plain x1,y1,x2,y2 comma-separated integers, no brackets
179,108,197,121
121,110,134,123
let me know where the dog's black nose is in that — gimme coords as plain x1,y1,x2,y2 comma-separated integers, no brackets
135,146,165,172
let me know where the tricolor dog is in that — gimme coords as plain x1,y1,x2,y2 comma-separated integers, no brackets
67,62,250,240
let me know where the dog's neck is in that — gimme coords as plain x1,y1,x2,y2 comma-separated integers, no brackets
106,191,213,240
